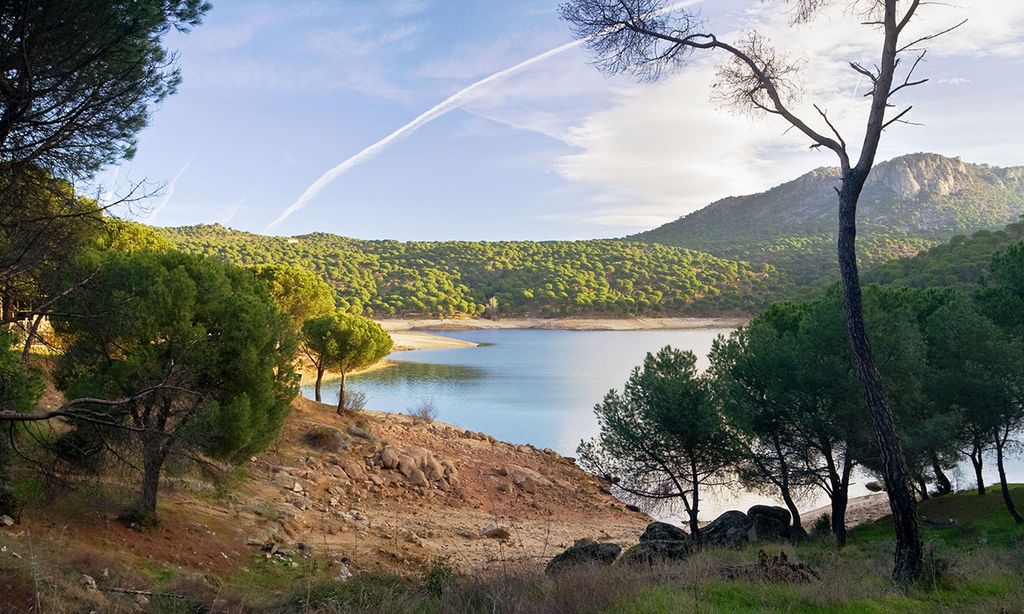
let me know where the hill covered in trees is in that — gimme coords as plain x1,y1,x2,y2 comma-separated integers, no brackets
158,225,777,317
633,153,1024,286
865,219,1024,289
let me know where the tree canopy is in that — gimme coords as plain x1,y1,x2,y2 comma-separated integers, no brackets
301,311,392,413
52,250,297,521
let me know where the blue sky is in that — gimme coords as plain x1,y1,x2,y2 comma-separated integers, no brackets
94,0,1024,241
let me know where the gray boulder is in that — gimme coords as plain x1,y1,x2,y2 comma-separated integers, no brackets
701,511,751,548
545,539,622,575
619,522,694,566
618,539,694,565
747,505,791,542
639,521,688,543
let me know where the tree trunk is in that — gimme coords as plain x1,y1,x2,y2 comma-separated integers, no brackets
837,177,922,581
994,430,1023,524
20,314,43,364
336,371,347,414
772,435,804,538
688,462,700,536
930,451,951,496
969,440,986,495
916,477,930,501
132,439,167,526
314,365,324,403
831,488,848,548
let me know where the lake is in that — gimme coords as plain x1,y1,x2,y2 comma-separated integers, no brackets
302,327,1023,519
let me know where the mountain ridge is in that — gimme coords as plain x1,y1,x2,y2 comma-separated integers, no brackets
633,152,1024,285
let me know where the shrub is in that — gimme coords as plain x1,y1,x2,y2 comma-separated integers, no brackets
344,390,368,411
407,399,438,424
811,513,831,538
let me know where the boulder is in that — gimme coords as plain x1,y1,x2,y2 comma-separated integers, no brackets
381,446,401,469
701,511,752,548
639,521,688,543
406,468,428,486
747,505,791,542
616,521,694,566
618,538,694,565
865,480,886,492
481,523,512,540
545,539,622,575
347,424,374,442
340,460,366,482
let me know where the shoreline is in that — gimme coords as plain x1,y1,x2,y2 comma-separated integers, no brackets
379,316,748,333
375,316,748,354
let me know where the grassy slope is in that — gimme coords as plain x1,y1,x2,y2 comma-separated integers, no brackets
611,488,1024,614
285,487,1024,613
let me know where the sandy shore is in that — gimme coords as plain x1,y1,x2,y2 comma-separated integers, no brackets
380,316,748,334
802,492,892,529
371,316,749,361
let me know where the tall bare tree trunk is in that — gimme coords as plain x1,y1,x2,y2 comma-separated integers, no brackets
837,175,923,582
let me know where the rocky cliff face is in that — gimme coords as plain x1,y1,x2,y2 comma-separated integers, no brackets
635,152,1024,247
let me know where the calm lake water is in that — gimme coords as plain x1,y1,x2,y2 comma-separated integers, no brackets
303,327,1023,519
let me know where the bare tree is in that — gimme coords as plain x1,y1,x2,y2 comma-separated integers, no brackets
561,0,962,581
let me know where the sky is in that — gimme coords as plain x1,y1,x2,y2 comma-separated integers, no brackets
93,0,1024,241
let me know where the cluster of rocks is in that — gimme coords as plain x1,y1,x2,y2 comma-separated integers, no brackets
378,444,460,491
492,464,553,494
546,505,803,576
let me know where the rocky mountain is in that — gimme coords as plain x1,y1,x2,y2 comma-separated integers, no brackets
633,153,1024,286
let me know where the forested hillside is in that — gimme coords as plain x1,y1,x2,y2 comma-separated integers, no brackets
865,219,1024,289
159,225,777,317
634,153,1024,286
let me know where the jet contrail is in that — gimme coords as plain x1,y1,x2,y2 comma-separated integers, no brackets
267,1,700,231
266,39,583,230
146,160,191,223
219,191,254,226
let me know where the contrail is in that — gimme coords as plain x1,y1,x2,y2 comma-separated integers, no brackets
219,191,254,226
266,39,583,230
266,1,700,231
146,160,191,223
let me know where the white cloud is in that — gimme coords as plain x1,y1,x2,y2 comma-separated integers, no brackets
537,0,1024,226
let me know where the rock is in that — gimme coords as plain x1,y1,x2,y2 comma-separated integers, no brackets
865,480,886,492
334,561,353,582
545,539,622,575
701,511,752,548
0,515,13,528
291,482,303,493
80,574,98,592
406,468,428,486
340,460,366,481
347,424,375,441
423,458,445,482
747,505,791,542
381,446,401,469
618,538,694,566
481,524,511,540
497,464,552,492
638,521,688,543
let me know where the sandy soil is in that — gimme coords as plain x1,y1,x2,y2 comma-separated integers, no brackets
802,492,893,528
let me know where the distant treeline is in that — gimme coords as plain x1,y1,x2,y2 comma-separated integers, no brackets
158,225,778,317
